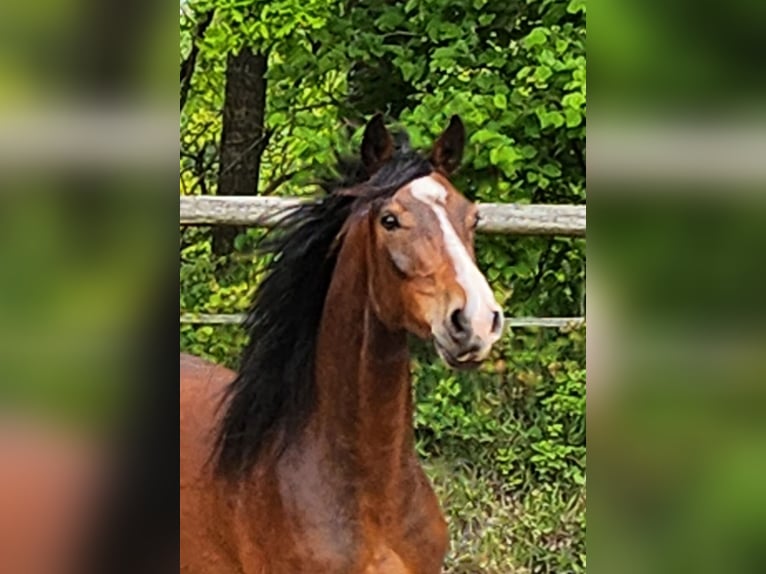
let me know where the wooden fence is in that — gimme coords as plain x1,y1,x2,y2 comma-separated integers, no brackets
180,196,586,330
180,196,586,236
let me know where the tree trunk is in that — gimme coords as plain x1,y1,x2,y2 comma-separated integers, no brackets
213,48,268,256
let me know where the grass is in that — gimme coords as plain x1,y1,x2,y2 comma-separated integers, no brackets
425,458,586,574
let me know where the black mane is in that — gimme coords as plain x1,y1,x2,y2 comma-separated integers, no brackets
213,136,433,480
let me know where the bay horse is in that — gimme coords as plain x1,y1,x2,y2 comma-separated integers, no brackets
180,114,504,574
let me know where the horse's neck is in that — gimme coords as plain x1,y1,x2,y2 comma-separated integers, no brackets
310,226,414,499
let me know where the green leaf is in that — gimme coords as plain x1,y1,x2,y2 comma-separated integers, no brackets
541,163,562,178
493,93,508,110
233,233,248,251
567,0,586,14
533,65,553,83
536,108,565,129
517,66,533,80
376,8,405,30
471,128,500,144
440,22,463,39
269,111,287,126
520,145,538,159
399,60,424,82
432,46,458,62
489,146,520,173
523,28,548,49
565,108,582,127
562,92,585,109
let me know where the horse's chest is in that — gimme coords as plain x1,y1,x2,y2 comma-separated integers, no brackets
271,454,447,573
363,546,410,574
296,505,445,574
301,533,414,574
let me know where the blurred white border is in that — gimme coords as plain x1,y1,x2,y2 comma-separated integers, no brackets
589,119,766,187
0,107,177,170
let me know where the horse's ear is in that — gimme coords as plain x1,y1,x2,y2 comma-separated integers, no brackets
361,113,394,176
430,115,465,174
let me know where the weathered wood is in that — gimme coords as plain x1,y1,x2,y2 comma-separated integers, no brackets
180,196,302,227
179,196,586,236
477,202,585,236
180,312,585,330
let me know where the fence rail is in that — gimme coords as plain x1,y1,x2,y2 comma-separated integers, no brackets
180,196,586,236
180,195,586,329
180,313,585,331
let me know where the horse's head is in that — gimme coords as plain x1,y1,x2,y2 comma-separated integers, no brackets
358,114,504,369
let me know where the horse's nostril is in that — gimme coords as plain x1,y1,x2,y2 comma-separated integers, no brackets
450,308,468,334
491,311,502,334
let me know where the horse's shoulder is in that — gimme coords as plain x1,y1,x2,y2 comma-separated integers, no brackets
180,353,235,381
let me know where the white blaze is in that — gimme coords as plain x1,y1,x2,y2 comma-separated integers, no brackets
408,176,499,337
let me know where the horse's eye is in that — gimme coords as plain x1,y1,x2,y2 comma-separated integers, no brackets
380,213,400,231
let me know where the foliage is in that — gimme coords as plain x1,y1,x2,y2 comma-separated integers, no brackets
412,328,585,490
427,458,585,573
180,0,585,571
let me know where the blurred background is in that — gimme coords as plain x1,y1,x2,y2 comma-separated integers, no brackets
587,0,766,572
0,0,177,573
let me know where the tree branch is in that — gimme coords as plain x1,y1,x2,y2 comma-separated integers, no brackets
260,167,312,196
180,10,215,111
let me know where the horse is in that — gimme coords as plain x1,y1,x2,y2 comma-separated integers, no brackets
180,114,504,574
